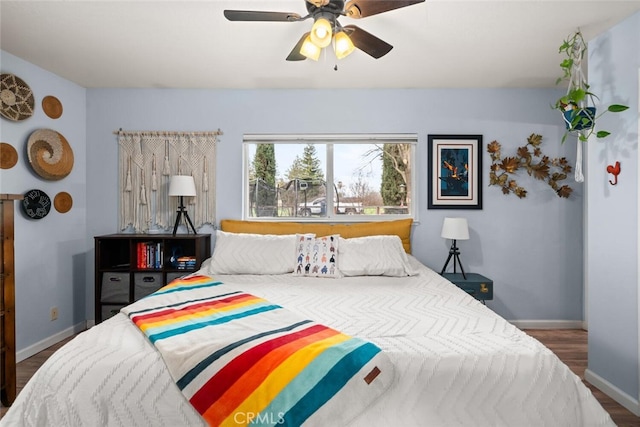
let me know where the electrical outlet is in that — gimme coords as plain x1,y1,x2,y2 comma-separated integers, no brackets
50,307,58,321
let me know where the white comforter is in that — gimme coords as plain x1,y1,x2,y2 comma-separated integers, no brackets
2,257,614,426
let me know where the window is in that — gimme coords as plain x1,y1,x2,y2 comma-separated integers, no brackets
243,134,417,221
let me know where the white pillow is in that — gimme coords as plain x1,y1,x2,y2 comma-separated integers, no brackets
207,230,298,275
339,235,416,277
294,234,341,278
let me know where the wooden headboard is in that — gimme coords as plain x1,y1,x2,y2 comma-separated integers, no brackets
219,218,413,253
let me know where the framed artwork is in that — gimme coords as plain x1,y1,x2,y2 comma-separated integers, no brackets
427,134,483,209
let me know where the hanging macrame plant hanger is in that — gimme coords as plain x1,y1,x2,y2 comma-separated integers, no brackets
561,36,594,183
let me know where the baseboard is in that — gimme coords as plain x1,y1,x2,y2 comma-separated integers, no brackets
585,369,640,416
509,319,586,330
16,321,87,363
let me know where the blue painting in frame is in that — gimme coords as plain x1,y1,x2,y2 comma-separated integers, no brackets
427,134,483,209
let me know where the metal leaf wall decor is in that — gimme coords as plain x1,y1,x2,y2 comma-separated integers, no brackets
488,134,573,198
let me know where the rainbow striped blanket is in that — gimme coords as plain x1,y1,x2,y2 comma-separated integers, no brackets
121,275,394,426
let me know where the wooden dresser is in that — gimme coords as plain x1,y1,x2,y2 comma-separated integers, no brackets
1,194,21,406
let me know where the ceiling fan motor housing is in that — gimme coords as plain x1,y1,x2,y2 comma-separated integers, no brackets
306,0,346,17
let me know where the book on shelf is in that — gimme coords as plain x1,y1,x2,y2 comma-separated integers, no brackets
137,241,163,269
176,255,197,270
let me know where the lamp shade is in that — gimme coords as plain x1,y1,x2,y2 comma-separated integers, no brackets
300,35,322,61
310,17,332,48
168,175,196,197
441,217,469,240
334,30,355,59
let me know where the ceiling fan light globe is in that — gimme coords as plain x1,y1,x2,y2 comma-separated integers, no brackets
334,31,355,59
300,35,321,61
310,17,332,48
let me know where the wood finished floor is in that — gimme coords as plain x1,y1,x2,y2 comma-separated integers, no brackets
526,329,640,427
1,329,639,425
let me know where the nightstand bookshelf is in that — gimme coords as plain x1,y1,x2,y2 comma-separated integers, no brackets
94,234,211,323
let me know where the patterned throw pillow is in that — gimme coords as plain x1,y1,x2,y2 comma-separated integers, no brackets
294,234,341,278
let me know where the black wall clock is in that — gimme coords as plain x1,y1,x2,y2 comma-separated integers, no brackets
22,189,51,219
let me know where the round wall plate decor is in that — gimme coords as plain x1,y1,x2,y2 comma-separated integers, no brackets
22,189,51,219
0,73,35,121
0,142,18,169
27,128,74,180
42,95,63,119
53,191,73,213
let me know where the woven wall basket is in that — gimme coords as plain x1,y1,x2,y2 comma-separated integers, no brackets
0,142,18,169
27,129,74,180
0,73,35,121
54,191,73,213
42,95,63,119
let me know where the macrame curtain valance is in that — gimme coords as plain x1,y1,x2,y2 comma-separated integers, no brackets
116,130,221,233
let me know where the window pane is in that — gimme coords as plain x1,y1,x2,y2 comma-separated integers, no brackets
247,143,327,218
245,137,414,221
333,143,411,216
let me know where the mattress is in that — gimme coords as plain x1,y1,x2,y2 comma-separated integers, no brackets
2,256,614,426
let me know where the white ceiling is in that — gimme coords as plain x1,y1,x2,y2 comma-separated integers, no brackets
2,0,640,90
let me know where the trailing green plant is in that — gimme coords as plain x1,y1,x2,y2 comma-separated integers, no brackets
554,30,628,143
488,134,573,198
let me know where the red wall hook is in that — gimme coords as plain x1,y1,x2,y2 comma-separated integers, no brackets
606,161,621,185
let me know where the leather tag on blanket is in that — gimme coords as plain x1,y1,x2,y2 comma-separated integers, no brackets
364,366,381,384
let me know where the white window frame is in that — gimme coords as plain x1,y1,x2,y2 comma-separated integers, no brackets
242,133,418,222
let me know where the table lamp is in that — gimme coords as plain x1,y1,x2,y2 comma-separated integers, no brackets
440,217,469,279
168,175,197,235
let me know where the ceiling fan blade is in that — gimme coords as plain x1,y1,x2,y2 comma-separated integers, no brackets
223,10,302,22
286,33,310,61
344,25,393,59
345,0,425,18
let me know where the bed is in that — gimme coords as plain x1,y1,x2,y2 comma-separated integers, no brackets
2,219,614,426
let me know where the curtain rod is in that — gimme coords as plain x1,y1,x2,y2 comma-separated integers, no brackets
113,128,223,137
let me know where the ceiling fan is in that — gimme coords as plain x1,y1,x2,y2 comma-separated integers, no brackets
223,0,425,61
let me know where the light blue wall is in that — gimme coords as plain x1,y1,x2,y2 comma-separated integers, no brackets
0,51,87,353
587,11,640,403
2,47,591,356
86,87,582,323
